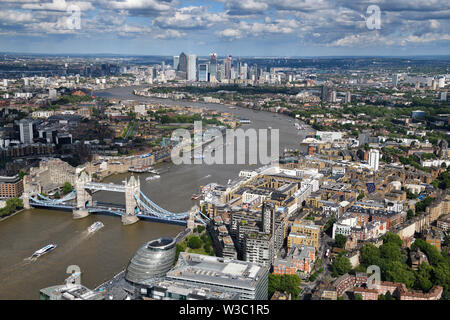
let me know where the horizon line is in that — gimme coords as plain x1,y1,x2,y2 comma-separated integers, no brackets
1,52,450,59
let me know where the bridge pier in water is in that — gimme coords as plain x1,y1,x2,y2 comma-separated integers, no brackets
122,175,140,225
73,171,92,220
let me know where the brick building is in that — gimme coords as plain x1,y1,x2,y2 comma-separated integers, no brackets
0,175,24,199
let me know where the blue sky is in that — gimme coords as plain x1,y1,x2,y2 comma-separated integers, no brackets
0,0,449,56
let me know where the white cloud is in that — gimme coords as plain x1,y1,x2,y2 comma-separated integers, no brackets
104,0,173,11
22,0,94,11
154,29,186,39
217,28,242,38
0,10,35,24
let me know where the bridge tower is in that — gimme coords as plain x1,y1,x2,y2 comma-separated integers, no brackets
22,177,39,210
22,190,31,209
73,171,92,219
187,205,199,230
123,175,140,225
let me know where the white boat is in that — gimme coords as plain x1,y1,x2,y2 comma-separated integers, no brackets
31,244,57,259
88,221,104,233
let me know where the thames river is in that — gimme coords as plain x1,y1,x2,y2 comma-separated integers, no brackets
0,86,308,299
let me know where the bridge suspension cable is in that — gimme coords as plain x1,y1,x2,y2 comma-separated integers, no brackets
138,191,189,217
135,195,188,220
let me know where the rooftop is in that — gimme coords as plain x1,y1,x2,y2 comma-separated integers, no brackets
166,252,267,289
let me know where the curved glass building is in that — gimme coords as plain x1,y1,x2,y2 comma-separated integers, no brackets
125,237,176,284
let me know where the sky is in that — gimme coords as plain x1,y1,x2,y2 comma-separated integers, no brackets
0,0,449,56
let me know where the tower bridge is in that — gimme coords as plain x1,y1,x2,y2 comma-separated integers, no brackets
23,171,209,226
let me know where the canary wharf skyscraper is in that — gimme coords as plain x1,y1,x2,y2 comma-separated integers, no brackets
173,56,179,70
177,52,188,79
224,55,232,80
209,53,217,82
198,63,209,82
187,54,197,81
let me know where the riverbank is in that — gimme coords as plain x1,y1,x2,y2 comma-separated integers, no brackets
0,208,24,223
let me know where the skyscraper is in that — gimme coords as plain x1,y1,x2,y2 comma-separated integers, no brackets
321,85,329,102
237,58,241,76
209,53,217,82
173,56,179,70
217,64,225,81
198,63,209,82
330,90,337,103
19,119,33,144
262,202,275,235
369,149,380,172
224,55,232,80
392,74,399,86
187,54,197,81
177,52,188,79
431,79,437,90
345,91,351,104
240,63,248,80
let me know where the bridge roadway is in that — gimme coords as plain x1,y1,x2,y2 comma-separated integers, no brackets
84,182,126,193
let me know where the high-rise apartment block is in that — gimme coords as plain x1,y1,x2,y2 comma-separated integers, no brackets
19,118,34,144
187,54,197,81
369,149,380,172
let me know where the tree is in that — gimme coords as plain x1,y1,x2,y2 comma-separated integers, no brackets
175,243,186,264
268,274,281,298
204,244,212,255
381,233,403,247
188,236,202,249
411,239,445,266
268,274,302,299
357,192,365,200
332,256,352,276
282,274,302,299
384,291,394,300
62,182,73,195
0,197,23,217
18,171,28,179
354,293,363,300
360,244,380,266
407,209,414,220
384,261,415,288
380,242,402,261
334,234,347,249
